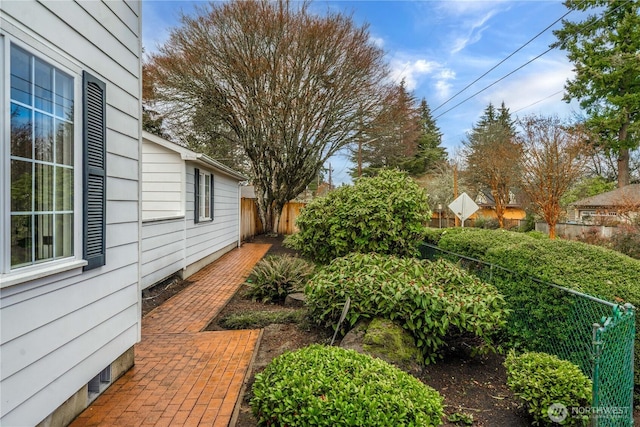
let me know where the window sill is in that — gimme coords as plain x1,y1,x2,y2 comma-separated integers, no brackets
0,259,88,289
142,215,186,224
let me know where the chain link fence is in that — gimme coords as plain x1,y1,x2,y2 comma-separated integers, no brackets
420,243,635,426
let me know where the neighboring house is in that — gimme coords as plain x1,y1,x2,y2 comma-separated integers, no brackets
473,189,526,222
1,1,142,426
141,131,246,289
570,184,640,224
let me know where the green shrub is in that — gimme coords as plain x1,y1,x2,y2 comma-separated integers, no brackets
305,253,509,363
474,216,500,229
430,228,640,387
290,170,431,264
246,255,314,303
251,344,444,426
611,224,640,260
505,351,591,426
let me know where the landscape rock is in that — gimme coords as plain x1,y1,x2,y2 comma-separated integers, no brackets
339,319,370,353
340,317,423,375
284,292,306,307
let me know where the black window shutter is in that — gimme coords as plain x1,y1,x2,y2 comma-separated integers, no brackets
194,168,200,223
83,72,106,270
210,174,214,221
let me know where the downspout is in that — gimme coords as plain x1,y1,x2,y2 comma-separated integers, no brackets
238,182,242,247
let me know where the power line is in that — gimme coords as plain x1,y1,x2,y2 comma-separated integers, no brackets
432,8,574,113
434,0,631,120
512,90,564,114
435,46,554,119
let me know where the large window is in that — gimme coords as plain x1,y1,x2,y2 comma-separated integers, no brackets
10,44,74,268
3,40,107,279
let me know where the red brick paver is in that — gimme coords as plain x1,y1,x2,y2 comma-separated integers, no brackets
71,243,270,427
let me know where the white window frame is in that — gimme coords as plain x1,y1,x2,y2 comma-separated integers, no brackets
198,170,212,221
0,34,85,287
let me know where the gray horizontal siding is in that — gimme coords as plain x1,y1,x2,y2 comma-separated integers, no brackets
141,219,185,289
0,0,141,425
185,167,240,266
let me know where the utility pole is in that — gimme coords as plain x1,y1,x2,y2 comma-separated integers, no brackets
328,162,333,190
358,138,362,178
453,163,459,227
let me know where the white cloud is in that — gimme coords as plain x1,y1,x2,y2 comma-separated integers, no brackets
388,57,455,98
435,80,453,99
435,0,511,17
370,35,385,48
450,10,497,54
481,57,577,117
435,69,456,99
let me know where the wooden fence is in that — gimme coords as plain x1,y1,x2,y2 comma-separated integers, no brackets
241,199,306,240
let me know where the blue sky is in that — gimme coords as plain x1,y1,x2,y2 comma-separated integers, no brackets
142,0,585,185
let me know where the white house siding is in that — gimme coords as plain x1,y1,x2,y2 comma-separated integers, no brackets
0,1,141,426
141,139,184,221
186,165,241,268
140,133,244,290
141,218,185,289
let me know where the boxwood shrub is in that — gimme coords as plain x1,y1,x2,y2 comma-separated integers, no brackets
251,344,444,426
505,351,591,426
289,170,431,264
304,253,509,363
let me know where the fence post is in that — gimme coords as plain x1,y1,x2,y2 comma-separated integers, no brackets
592,323,603,427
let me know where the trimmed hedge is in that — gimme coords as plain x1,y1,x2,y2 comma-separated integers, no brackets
425,228,640,387
251,344,444,426
290,170,431,264
505,351,591,426
305,252,509,363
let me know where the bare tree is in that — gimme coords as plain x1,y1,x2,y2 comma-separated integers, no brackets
146,0,388,233
463,103,522,228
518,115,589,239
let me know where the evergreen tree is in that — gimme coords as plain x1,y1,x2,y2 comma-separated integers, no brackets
553,0,640,187
354,81,421,177
404,99,447,176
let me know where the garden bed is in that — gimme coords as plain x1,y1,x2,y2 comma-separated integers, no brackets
206,235,530,427
143,235,529,426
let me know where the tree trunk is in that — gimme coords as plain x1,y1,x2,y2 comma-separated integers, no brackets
496,209,505,229
272,210,282,236
548,222,556,240
618,147,630,188
255,189,274,235
255,195,286,236
617,120,630,188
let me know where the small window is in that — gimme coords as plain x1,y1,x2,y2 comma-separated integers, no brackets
194,168,213,223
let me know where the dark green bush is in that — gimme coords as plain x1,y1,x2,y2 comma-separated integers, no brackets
290,170,431,264
246,255,314,303
505,351,591,426
304,253,509,363
430,228,640,387
251,344,444,426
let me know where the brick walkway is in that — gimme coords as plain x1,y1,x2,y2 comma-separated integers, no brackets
71,243,270,427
